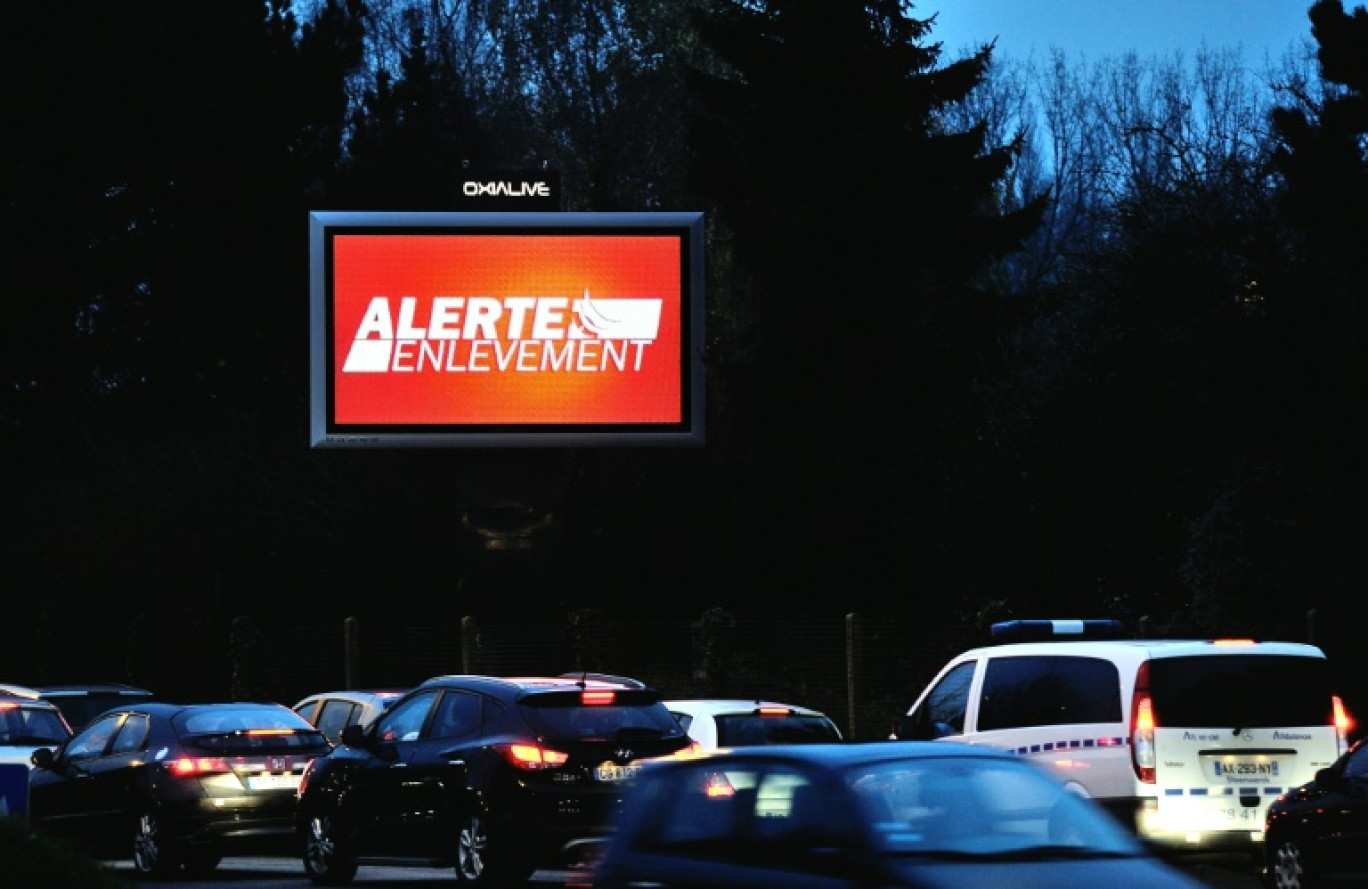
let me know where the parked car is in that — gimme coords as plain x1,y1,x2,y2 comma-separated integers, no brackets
590,740,1208,889
0,682,155,730
0,695,72,766
1264,734,1368,888
296,672,692,886
28,700,331,878
890,618,1350,853
665,698,843,749
292,689,406,745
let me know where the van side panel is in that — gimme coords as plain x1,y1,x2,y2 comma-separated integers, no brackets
960,654,1136,801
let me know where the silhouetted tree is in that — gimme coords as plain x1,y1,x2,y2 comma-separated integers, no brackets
684,0,1045,610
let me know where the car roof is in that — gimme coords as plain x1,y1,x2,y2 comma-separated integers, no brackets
0,694,62,711
953,638,1327,661
294,689,406,705
84,700,298,718
654,740,1011,770
417,674,650,695
24,683,153,695
664,699,832,718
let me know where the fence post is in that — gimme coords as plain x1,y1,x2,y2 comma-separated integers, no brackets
846,613,859,739
344,617,360,690
461,616,480,673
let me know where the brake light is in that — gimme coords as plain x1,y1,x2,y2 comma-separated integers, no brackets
756,707,790,717
704,772,735,797
168,756,232,776
581,691,616,706
1334,695,1353,753
1130,662,1155,783
497,743,569,770
246,728,294,736
1211,638,1256,646
0,702,17,711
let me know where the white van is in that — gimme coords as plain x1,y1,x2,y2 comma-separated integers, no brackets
891,619,1353,853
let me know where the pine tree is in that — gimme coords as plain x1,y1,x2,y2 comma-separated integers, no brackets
684,0,1045,608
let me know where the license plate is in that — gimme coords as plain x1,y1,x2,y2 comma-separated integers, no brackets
1211,758,1280,780
247,773,301,791
594,763,641,783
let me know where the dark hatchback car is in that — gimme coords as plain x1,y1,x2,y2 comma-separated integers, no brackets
296,673,692,886
590,741,1207,889
28,701,331,878
1265,734,1368,888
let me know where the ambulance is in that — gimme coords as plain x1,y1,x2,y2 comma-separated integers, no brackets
892,619,1353,852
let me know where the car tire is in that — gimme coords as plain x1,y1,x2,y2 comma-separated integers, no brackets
132,811,180,878
455,812,534,886
1268,837,1310,889
303,812,359,886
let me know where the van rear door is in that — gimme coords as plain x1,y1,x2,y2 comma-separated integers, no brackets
1147,651,1341,839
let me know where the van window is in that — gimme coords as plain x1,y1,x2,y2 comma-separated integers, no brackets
1148,654,1333,728
978,656,1121,731
912,661,976,737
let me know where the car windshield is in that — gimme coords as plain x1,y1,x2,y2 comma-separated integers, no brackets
845,756,1143,858
0,704,70,745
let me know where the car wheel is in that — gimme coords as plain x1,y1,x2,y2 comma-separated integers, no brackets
455,812,533,886
1268,838,1310,889
303,813,359,886
131,811,179,878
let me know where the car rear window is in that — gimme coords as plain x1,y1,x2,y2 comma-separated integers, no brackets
521,690,683,738
177,707,330,752
1149,654,1334,728
715,713,841,745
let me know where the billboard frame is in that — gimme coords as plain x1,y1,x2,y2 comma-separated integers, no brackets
309,210,705,448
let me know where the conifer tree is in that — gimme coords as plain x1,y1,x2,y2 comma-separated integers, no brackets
684,0,1045,606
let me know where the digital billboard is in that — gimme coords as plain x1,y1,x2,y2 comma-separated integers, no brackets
309,211,705,448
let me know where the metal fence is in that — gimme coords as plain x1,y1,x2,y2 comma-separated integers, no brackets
225,611,984,741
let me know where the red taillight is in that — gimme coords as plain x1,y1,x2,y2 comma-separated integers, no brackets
756,707,790,717
581,691,616,706
704,772,735,797
497,743,569,770
1130,662,1156,784
1334,695,1354,753
168,756,232,776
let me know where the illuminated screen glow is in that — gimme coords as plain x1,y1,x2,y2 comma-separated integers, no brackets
309,212,705,448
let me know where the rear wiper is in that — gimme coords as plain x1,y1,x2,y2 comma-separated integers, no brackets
614,727,664,740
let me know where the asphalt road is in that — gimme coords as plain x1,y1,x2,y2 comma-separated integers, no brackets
97,853,1263,888
101,859,588,887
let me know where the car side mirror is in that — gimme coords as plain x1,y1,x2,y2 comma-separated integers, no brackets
892,713,936,741
1315,766,1340,788
339,724,367,748
31,746,55,770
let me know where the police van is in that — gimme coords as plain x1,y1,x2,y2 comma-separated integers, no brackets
891,619,1353,852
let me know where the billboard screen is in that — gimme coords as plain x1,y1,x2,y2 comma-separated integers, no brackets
309,211,705,448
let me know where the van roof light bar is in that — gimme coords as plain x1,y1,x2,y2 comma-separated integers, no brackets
990,619,1128,642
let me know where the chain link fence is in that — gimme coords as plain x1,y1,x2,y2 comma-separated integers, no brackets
225,611,984,740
